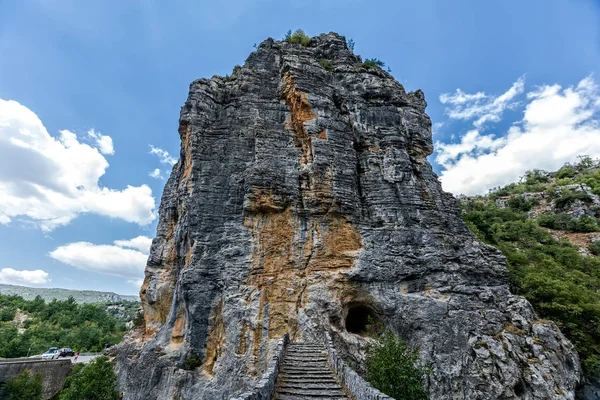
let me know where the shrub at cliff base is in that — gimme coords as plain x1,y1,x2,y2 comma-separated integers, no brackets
1,369,43,400
59,356,119,400
365,331,429,400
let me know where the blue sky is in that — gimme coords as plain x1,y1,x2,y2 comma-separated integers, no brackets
0,0,599,295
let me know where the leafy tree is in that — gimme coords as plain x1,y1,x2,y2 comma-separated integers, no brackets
346,38,355,52
0,294,131,358
365,332,429,400
361,58,385,69
1,369,43,400
59,356,119,400
284,29,311,46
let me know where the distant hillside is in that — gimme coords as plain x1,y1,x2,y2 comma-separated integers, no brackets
0,284,139,303
460,156,600,379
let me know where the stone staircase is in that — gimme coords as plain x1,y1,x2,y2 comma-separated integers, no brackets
274,342,351,400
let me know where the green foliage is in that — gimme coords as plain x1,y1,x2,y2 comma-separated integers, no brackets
319,59,332,71
1,369,43,400
360,58,385,69
284,29,311,46
0,294,129,358
59,356,119,400
182,354,202,370
555,191,592,210
589,242,600,256
365,332,429,400
223,65,242,82
506,196,538,212
537,212,600,232
461,199,600,377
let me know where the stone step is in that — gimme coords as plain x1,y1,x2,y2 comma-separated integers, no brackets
280,377,339,385
281,367,333,374
274,342,350,400
276,387,348,397
278,382,344,391
275,395,348,400
283,359,329,366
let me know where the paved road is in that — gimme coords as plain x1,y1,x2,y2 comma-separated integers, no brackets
29,354,99,364
69,355,98,364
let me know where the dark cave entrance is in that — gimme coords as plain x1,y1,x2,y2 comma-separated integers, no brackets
345,304,381,336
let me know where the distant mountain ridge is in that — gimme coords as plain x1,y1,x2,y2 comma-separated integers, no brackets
0,284,139,303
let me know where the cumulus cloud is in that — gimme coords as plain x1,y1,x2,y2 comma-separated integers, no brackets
437,76,600,195
149,145,177,165
87,129,114,155
149,168,164,179
49,236,153,281
113,235,153,254
0,268,50,286
0,99,157,231
440,76,525,128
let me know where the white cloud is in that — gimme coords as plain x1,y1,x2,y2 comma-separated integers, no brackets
0,99,157,231
113,235,153,254
440,76,525,128
87,129,114,155
437,76,600,195
149,168,164,179
0,268,50,286
49,237,151,280
150,145,177,165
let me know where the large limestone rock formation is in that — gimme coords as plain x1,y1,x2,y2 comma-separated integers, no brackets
115,33,581,399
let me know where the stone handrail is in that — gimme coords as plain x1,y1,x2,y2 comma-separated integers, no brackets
325,332,394,400
230,333,290,400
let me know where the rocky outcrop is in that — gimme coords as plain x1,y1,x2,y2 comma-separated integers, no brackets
115,32,581,399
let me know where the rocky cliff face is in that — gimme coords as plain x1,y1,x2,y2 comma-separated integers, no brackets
115,33,581,399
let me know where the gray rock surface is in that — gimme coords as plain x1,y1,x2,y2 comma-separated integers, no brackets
115,32,581,399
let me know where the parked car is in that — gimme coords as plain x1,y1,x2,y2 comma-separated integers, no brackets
41,349,60,360
59,347,75,357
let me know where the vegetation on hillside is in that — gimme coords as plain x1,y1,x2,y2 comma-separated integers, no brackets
59,356,120,400
365,331,429,400
461,157,600,377
0,294,131,358
1,370,43,400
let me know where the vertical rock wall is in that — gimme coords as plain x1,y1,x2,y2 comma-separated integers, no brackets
115,33,580,399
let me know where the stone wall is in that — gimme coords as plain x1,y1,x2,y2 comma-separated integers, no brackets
230,334,289,400
325,333,393,400
0,358,72,400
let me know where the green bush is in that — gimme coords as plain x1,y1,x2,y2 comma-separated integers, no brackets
365,332,429,400
284,29,311,46
360,58,385,69
1,370,43,400
537,212,599,232
182,354,202,370
462,199,600,377
589,242,600,256
507,196,539,212
59,356,119,400
555,191,592,210
557,165,577,179
319,59,332,71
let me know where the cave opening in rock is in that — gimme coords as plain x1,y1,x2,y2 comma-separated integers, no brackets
345,304,381,336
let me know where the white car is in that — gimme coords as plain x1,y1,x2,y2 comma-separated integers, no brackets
41,350,60,360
